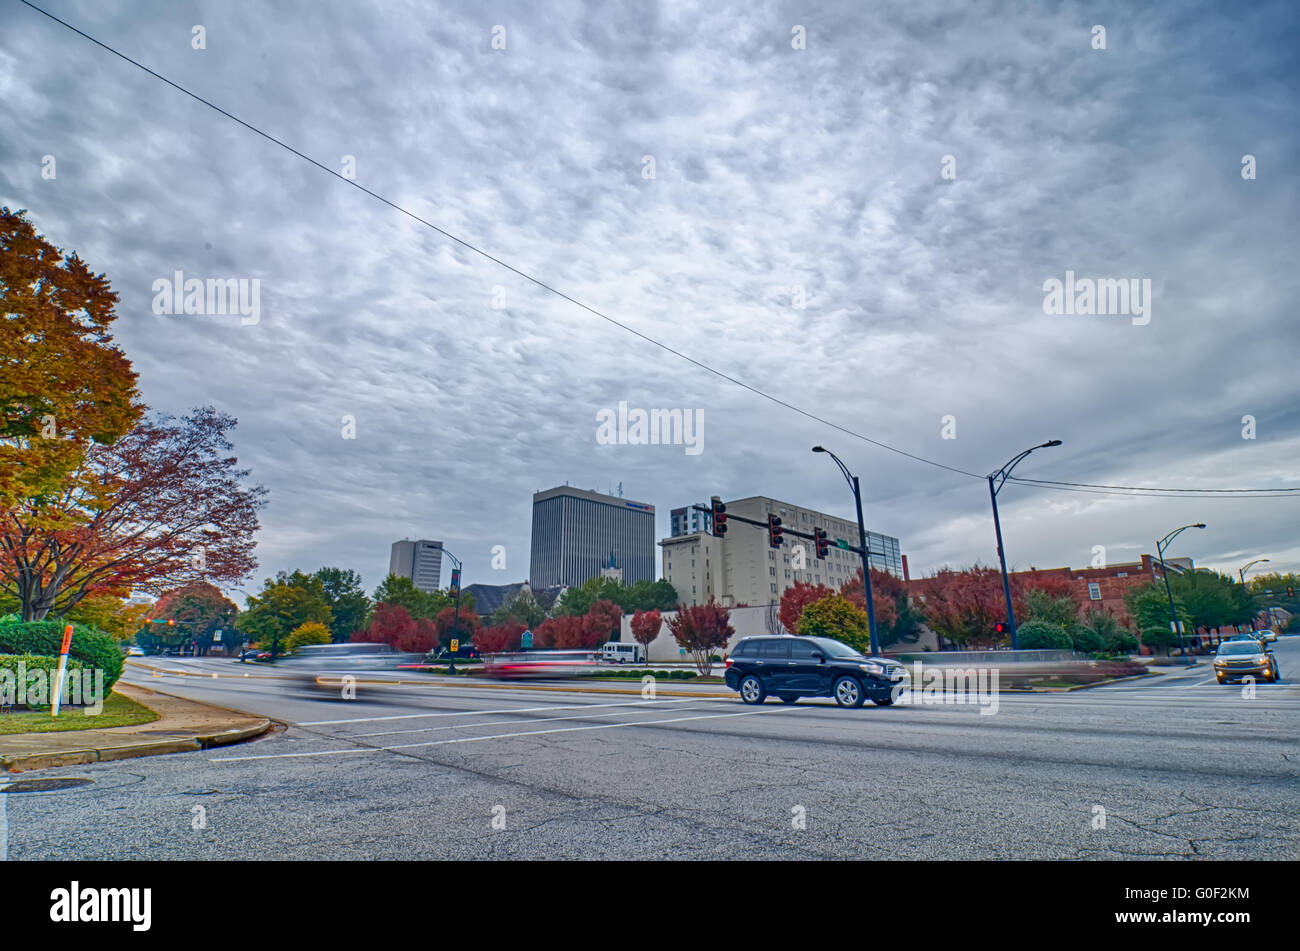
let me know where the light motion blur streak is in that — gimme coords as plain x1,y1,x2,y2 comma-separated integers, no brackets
483,651,600,680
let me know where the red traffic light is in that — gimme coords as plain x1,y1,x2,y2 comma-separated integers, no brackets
711,497,728,537
767,514,783,549
995,622,1006,634
813,527,829,559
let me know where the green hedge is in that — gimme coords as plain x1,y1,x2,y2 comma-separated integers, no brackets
0,620,124,689
1016,620,1073,650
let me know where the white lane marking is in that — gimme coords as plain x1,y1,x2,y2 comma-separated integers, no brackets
354,702,717,737
297,695,708,726
212,707,788,762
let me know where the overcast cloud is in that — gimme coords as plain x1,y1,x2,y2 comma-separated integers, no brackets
2,0,1297,599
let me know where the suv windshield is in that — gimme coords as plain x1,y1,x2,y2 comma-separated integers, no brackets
1217,642,1263,655
803,637,865,659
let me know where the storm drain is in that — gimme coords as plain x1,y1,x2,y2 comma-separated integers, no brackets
1,777,94,793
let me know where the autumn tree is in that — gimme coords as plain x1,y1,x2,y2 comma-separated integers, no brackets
1,207,142,511
630,608,662,657
0,407,266,620
475,620,526,653
914,566,1007,648
778,581,834,634
840,568,925,648
796,594,871,654
148,581,239,655
583,599,623,645
285,621,331,653
667,602,734,676
434,605,480,649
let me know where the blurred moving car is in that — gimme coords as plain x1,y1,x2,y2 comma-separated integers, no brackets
724,635,908,707
277,642,427,698
126,646,145,657
483,650,599,679
1213,639,1279,684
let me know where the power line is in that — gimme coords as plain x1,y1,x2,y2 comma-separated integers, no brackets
21,2,1300,503
18,0,984,482
1004,479,1299,500
1009,476,1300,496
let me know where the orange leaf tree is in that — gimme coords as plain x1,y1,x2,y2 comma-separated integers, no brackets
1,207,141,511
0,407,266,620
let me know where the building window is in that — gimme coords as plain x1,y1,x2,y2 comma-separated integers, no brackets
769,567,776,576
1088,583,1101,601
770,583,778,593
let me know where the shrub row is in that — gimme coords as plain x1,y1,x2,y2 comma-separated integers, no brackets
1017,619,1139,654
0,620,124,689
0,653,86,708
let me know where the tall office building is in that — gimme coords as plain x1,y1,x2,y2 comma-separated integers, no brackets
529,486,655,588
389,539,444,593
659,495,902,608
670,503,711,538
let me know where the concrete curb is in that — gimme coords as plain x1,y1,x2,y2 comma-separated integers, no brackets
0,720,272,772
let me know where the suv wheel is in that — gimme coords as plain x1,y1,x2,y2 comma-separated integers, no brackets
833,676,865,708
739,675,766,705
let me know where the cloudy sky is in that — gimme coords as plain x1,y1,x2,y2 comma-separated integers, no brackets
3,0,1298,600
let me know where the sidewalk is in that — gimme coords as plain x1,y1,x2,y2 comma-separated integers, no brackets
0,682,272,773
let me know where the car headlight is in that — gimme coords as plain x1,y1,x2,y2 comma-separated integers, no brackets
859,662,884,675
1256,656,1270,664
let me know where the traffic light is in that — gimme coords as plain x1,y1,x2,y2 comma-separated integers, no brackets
1288,586,1296,599
813,527,829,559
449,569,461,599
767,514,783,549
995,621,1007,636
711,497,728,538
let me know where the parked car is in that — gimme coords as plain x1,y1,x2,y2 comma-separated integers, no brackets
1213,639,1279,684
724,635,908,707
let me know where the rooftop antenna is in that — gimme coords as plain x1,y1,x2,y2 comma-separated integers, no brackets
617,481,624,498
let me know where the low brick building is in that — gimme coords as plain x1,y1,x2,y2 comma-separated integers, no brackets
1007,554,1180,628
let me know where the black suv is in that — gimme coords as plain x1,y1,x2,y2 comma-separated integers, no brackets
724,635,908,707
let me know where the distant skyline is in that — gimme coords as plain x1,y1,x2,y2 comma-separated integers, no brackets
3,0,1297,603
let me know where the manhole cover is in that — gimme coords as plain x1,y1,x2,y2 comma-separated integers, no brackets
1,777,94,793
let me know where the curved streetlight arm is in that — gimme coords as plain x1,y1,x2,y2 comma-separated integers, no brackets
988,440,1061,494
813,446,855,492
1156,523,1205,554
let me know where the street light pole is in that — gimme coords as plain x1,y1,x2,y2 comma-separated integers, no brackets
812,447,879,656
1156,523,1206,665
1238,558,1269,632
443,549,463,674
987,440,1062,650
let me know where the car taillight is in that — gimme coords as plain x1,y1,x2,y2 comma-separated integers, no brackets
724,655,733,667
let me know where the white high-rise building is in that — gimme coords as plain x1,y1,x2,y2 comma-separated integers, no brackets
389,539,444,593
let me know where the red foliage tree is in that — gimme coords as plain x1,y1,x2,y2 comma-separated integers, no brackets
583,599,623,645
434,605,480,648
839,568,907,630
667,602,734,675
353,602,415,648
630,609,662,654
778,581,833,633
534,614,590,649
476,621,526,653
0,407,265,620
913,566,1006,647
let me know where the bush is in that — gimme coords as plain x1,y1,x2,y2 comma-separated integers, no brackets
1069,625,1104,653
1140,626,1179,654
1016,620,1072,650
1104,629,1139,654
0,620,124,689
1285,615,1300,633
285,621,331,653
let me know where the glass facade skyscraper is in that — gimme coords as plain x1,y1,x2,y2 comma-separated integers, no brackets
529,486,655,588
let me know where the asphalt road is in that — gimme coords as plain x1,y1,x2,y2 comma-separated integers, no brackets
3,637,1297,860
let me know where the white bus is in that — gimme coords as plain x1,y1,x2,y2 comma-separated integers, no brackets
600,642,646,664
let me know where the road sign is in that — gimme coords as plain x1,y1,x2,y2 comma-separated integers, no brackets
521,630,533,649
213,629,222,642
450,639,459,653
835,538,850,550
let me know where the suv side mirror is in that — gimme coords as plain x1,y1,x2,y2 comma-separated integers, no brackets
811,652,824,662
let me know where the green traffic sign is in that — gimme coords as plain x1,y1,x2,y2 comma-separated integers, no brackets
835,539,850,550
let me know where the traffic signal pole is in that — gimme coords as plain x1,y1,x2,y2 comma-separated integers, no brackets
694,500,880,655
